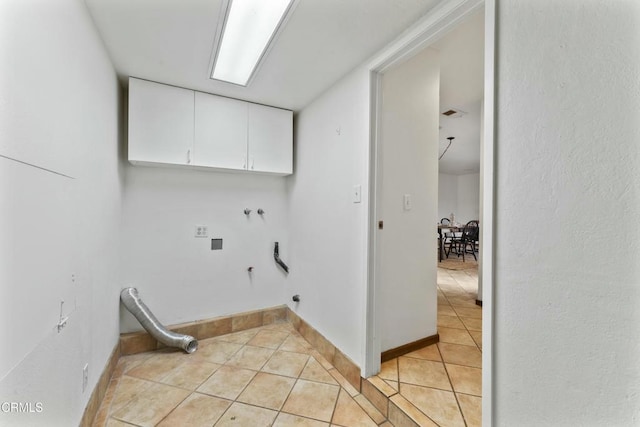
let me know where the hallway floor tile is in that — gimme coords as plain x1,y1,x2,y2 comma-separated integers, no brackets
369,261,481,426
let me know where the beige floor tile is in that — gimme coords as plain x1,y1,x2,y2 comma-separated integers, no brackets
469,330,482,349
237,372,296,410
331,389,377,427
399,383,465,427
247,329,290,349
404,344,441,362
262,350,310,378
216,328,260,344
446,364,482,396
438,343,482,368
191,340,243,364
214,402,277,427
378,359,398,381
125,351,185,382
226,345,274,370
438,314,466,329
111,380,190,426
457,393,482,427
460,316,482,331
273,412,329,427
452,307,482,319
328,368,359,397
109,375,153,414
299,357,338,385
384,379,399,391
159,359,221,390
437,304,457,316
280,334,314,353
354,394,387,424
157,393,231,427
119,352,154,374
197,366,257,400
282,379,340,422
105,419,132,427
367,375,397,398
398,357,451,391
438,327,476,347
389,394,438,427
310,350,334,370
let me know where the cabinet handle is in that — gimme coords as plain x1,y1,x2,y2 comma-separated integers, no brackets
243,157,246,169
251,158,254,170
187,149,191,164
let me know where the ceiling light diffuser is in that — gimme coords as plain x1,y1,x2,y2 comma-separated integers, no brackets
211,0,293,86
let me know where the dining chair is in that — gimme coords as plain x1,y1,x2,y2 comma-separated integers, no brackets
446,220,479,261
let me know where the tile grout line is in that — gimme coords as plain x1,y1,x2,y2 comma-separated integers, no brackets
436,341,469,427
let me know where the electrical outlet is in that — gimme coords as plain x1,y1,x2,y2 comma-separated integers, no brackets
82,364,89,392
195,225,208,238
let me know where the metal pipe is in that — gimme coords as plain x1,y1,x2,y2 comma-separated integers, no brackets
120,287,198,354
274,242,289,273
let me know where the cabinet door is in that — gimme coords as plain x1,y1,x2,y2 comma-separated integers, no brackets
128,78,194,165
247,104,293,175
194,92,248,170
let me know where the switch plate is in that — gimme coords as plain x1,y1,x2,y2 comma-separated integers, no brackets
353,185,362,203
195,225,208,238
403,194,412,211
82,364,89,392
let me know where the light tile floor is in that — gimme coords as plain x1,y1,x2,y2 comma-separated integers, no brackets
94,261,480,427
94,322,392,427
370,261,482,427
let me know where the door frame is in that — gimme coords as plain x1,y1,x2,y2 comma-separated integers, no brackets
364,0,495,424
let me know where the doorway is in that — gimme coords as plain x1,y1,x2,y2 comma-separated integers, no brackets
364,0,494,425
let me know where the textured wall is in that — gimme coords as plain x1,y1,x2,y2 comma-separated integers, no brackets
494,0,640,424
0,0,122,425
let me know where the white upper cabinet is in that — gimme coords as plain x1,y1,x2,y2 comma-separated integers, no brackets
128,78,194,166
194,92,248,170
248,103,293,174
128,78,292,175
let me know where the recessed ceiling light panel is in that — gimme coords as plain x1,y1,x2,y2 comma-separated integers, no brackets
211,0,294,86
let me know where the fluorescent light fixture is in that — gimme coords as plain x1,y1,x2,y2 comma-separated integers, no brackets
211,0,293,86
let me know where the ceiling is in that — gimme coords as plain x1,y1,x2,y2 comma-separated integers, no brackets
84,0,442,112
431,9,484,175
85,0,483,175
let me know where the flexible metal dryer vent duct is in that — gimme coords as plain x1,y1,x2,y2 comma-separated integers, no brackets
120,287,198,354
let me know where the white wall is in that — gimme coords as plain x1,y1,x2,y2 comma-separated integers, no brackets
378,48,440,351
120,166,289,331
438,173,458,221
286,66,370,370
438,172,479,224
494,0,640,425
456,173,479,223
0,0,122,425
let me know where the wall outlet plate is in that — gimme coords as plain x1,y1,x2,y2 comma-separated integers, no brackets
195,225,208,238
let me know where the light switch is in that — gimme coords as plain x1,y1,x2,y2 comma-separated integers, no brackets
353,185,362,203
403,194,412,211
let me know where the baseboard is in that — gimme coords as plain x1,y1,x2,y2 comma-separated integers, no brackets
287,308,362,392
476,299,483,307
78,342,120,427
119,305,288,355
380,333,440,363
